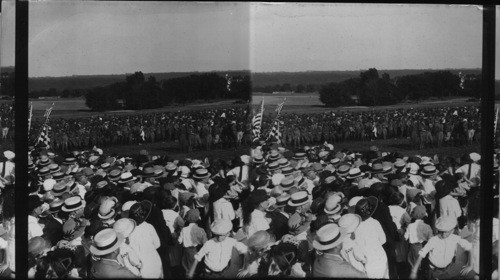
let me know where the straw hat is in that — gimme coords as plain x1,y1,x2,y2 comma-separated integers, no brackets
421,165,438,177
288,212,311,236
313,223,348,251
113,218,136,238
193,168,211,179
118,172,137,184
280,177,295,190
61,196,86,212
324,194,342,215
338,213,362,234
43,179,57,192
90,228,124,256
346,168,364,179
288,191,309,207
336,164,351,177
63,218,86,241
98,199,116,220
210,219,232,235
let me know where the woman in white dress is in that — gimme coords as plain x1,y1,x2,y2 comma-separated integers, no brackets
128,200,163,278
354,196,389,279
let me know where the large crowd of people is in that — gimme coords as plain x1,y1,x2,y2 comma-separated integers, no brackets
0,149,16,278
29,104,481,155
29,106,252,153
26,118,498,279
0,103,14,144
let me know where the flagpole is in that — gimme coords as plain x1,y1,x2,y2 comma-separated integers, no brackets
36,103,54,146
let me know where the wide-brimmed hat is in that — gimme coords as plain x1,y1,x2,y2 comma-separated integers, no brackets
63,218,86,241
371,163,384,174
293,152,307,160
338,213,362,234
288,191,309,207
336,164,351,177
268,161,280,172
90,228,124,256
288,212,311,236
48,163,60,174
421,165,438,177
142,167,155,178
210,219,233,235
52,181,68,197
98,199,117,220
346,168,364,179
313,223,348,251
406,188,423,201
278,158,290,168
61,196,86,212
130,182,148,194
39,155,51,167
435,215,457,232
63,157,77,165
394,159,407,169
268,151,281,162
48,199,64,214
113,218,136,238
247,230,275,251
128,200,152,224
52,172,66,181
355,196,378,221
193,168,211,179
38,167,51,177
253,155,265,165
324,194,342,215
108,169,122,181
280,177,295,190
118,172,137,184
281,166,294,176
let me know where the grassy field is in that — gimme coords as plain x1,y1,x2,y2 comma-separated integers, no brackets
31,95,482,160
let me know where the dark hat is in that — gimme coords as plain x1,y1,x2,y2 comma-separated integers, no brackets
129,200,152,225
251,189,270,206
355,196,378,221
142,167,155,178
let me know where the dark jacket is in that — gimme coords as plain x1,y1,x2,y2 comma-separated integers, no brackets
90,258,136,278
313,252,366,278
39,215,63,247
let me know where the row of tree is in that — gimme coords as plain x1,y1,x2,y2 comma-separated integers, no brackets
319,68,482,107
252,83,320,93
85,71,251,111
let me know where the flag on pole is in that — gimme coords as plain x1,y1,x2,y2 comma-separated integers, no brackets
267,98,286,143
28,102,33,135
37,125,51,148
251,98,264,141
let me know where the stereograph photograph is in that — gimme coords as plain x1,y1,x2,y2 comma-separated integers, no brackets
3,1,498,279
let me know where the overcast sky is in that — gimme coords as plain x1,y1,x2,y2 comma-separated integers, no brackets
1,0,15,69
0,2,495,78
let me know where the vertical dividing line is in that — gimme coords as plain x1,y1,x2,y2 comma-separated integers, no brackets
14,0,28,278
480,5,495,279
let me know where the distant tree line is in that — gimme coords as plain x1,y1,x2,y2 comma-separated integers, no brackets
0,70,15,97
84,71,250,111
252,83,320,93
319,68,482,107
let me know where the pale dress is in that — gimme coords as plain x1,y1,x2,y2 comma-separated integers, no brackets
128,221,163,278
354,217,389,279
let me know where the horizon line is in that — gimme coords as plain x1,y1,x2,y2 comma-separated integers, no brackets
25,67,483,79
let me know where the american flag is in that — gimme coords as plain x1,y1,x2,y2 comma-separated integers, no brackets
267,98,286,144
37,125,51,148
251,98,264,141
